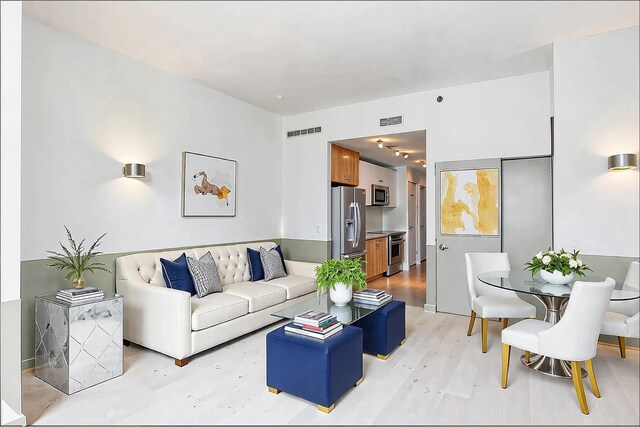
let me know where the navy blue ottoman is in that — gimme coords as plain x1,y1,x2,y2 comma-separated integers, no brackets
266,324,363,413
353,300,406,360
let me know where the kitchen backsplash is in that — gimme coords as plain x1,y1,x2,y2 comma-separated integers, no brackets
366,206,383,232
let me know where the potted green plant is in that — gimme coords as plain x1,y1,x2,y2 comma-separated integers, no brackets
524,247,591,285
47,226,110,289
314,257,367,306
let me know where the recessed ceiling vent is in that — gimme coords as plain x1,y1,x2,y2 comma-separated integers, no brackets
379,116,403,127
287,126,322,138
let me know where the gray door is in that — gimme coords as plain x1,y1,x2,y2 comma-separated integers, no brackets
436,159,502,316
419,185,427,262
407,182,417,266
502,157,553,282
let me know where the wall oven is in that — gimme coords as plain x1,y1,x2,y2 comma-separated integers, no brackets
386,232,406,276
371,184,389,206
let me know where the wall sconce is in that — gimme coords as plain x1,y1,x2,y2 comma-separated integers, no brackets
123,163,146,178
608,154,638,171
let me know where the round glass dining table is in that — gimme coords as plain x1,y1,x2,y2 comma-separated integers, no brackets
478,270,640,379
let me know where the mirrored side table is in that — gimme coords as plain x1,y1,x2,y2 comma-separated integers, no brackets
35,292,123,394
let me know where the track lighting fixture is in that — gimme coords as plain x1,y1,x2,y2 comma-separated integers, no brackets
377,139,384,149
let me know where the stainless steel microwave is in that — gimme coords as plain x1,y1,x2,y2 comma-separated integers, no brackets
371,184,389,206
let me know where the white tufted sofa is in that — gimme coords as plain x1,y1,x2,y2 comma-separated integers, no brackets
116,241,319,366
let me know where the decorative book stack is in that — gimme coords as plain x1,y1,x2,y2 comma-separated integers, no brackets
353,289,392,306
284,310,343,339
56,287,104,303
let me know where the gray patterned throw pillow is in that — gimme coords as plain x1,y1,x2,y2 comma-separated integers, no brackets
260,247,287,281
187,252,223,298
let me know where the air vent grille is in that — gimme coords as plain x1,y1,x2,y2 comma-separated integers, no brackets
287,126,322,138
380,116,403,127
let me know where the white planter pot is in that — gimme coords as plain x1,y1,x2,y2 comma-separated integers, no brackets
329,283,353,307
540,269,575,285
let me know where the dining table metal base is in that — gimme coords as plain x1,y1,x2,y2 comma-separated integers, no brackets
520,353,587,378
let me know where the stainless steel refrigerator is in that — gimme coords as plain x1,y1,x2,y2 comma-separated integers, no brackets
331,187,367,267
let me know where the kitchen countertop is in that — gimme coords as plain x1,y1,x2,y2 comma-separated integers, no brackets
366,233,387,241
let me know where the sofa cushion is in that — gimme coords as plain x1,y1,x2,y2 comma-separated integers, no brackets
266,275,317,299
160,253,196,296
223,282,287,313
187,252,223,298
247,248,265,281
260,247,287,281
191,292,249,331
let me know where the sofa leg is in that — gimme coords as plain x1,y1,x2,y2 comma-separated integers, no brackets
354,377,364,387
123,339,131,347
175,357,189,367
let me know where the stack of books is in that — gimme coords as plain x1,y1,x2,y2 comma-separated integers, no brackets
353,289,392,306
56,287,104,303
284,310,343,339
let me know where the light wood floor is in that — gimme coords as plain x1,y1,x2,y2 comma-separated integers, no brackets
367,262,427,308
22,306,639,425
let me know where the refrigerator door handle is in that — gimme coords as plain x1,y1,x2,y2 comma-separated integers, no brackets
343,250,367,259
354,202,361,248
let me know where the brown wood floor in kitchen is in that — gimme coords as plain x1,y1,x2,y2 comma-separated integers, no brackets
366,262,426,307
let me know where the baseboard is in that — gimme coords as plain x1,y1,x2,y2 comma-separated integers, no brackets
598,341,639,351
423,303,436,313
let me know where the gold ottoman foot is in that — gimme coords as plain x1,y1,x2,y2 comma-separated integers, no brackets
318,403,335,413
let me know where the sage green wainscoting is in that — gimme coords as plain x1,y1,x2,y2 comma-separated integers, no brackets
20,238,282,370
279,239,330,263
424,245,436,312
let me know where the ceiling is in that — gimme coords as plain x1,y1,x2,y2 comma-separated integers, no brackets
24,1,639,116
333,130,427,170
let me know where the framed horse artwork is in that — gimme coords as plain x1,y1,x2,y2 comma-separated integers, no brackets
181,151,236,217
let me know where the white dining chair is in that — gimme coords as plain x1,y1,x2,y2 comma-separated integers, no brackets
600,261,639,358
501,278,615,415
465,253,537,353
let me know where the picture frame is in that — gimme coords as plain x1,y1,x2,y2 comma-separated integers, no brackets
181,151,236,217
439,167,499,236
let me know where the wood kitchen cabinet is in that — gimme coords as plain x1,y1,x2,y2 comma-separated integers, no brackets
365,237,388,281
331,144,359,186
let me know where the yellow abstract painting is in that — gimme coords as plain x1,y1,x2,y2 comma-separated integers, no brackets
440,168,499,235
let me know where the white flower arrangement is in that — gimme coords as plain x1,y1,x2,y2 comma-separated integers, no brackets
525,247,591,277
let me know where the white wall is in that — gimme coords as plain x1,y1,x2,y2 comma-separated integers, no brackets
21,18,283,260
282,72,551,245
1,1,22,302
553,26,639,257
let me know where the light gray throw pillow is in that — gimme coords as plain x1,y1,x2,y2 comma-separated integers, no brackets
187,252,223,298
260,247,287,281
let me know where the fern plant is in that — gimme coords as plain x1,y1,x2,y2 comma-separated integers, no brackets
47,226,110,287
314,257,367,292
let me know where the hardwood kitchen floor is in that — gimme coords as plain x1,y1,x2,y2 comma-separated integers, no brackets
367,262,426,307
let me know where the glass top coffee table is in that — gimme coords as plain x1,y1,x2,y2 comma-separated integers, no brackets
271,293,390,325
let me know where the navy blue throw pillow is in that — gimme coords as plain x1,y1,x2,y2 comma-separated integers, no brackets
247,248,265,281
274,245,288,274
160,253,196,296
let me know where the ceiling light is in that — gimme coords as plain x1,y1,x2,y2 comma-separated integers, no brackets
419,160,427,168
403,153,409,159
395,151,400,157
377,139,384,149
275,94,284,100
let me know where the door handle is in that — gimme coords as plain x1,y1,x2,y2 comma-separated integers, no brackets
438,243,448,251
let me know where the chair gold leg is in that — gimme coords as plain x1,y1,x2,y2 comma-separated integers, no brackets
318,403,335,413
501,344,511,389
524,351,531,364
467,310,476,336
481,318,488,353
618,336,626,358
584,359,600,398
502,318,509,329
571,361,589,415
268,387,280,394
